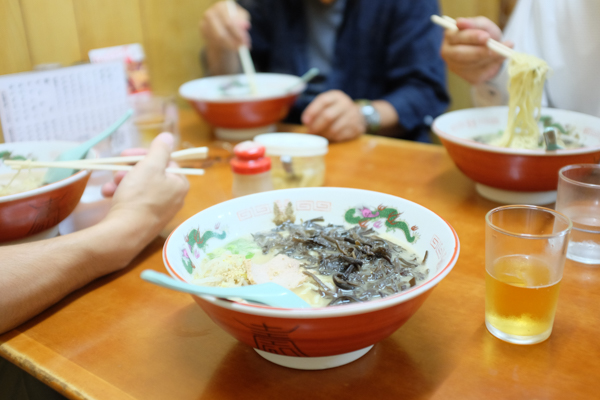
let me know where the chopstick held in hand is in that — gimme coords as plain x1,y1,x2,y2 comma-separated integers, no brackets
431,14,515,59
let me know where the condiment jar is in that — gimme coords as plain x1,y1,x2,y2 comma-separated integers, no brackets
253,133,328,189
230,141,273,198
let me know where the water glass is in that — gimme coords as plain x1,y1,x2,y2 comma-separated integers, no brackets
556,164,600,265
131,95,179,147
485,205,572,345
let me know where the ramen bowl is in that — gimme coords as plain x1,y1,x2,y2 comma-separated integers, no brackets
179,73,305,141
0,141,93,243
162,187,459,370
432,106,600,205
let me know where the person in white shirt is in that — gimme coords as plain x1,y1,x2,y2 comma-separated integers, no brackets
441,0,600,116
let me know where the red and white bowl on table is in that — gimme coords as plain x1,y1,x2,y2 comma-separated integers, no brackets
432,106,600,205
179,73,306,142
0,141,94,244
161,187,459,370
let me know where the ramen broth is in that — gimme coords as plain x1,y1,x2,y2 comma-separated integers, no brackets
191,218,430,307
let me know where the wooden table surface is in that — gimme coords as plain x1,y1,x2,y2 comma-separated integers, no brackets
2,109,599,400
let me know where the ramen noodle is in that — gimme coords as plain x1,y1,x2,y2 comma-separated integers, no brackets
491,52,550,149
0,169,44,197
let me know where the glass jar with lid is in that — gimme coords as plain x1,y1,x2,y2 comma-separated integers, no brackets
253,133,328,189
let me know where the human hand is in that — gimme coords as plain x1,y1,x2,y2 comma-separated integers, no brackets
301,90,365,142
200,1,251,51
441,17,513,85
102,133,190,240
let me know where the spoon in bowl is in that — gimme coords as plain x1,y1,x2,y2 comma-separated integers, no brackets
140,270,311,309
285,67,320,94
43,109,134,184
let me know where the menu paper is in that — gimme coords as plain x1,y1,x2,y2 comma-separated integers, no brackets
0,61,136,154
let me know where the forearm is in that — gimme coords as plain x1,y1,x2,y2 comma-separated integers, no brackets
0,215,155,334
372,100,399,129
204,45,242,76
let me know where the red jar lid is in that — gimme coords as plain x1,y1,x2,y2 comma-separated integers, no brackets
230,141,271,174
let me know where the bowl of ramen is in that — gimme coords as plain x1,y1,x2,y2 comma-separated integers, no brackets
0,141,93,243
432,106,600,205
179,73,306,142
162,187,459,369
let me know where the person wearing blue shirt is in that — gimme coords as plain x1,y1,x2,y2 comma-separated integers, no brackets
200,0,449,143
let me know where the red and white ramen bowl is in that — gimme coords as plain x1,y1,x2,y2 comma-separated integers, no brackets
162,187,459,370
432,106,600,205
0,141,93,243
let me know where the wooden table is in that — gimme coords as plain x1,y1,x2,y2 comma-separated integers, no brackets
2,110,599,399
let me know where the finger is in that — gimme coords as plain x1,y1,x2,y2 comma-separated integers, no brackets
205,10,241,50
446,29,490,46
101,181,117,198
301,91,339,126
502,40,514,49
443,44,503,64
113,171,127,186
456,16,502,41
308,100,346,135
120,148,148,157
220,2,250,48
136,132,174,172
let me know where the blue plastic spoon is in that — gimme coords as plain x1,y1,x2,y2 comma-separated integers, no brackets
43,109,134,184
140,270,311,309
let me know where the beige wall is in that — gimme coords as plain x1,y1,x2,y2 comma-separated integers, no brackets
0,0,506,141
0,0,218,96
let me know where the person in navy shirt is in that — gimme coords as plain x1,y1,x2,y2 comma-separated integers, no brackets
200,0,449,143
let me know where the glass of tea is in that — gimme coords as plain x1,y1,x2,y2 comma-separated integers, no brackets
485,205,572,345
556,164,600,265
131,95,179,148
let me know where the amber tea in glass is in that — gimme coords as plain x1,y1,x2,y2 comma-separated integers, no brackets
485,205,571,345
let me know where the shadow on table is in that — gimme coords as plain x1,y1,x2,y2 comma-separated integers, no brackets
197,337,439,399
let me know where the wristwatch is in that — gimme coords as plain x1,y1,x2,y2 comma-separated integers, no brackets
355,100,381,134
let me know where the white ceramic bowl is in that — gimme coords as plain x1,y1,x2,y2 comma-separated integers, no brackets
162,187,459,370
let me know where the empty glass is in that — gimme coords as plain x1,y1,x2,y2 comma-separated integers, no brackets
556,164,600,265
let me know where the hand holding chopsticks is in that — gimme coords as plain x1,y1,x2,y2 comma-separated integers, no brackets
3,147,208,176
431,14,515,59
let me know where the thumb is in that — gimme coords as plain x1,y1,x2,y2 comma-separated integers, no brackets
139,132,174,171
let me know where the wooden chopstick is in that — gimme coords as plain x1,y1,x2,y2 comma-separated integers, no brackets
3,160,205,176
431,14,515,59
75,147,208,165
226,0,259,95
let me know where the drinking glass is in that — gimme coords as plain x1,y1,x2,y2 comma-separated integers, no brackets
131,95,179,148
485,205,571,345
556,164,600,265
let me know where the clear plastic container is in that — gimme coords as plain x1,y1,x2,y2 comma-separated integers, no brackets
230,141,273,198
253,133,328,189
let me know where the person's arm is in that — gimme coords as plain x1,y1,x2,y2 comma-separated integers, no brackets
300,91,399,142
376,0,449,140
0,133,189,334
199,1,250,75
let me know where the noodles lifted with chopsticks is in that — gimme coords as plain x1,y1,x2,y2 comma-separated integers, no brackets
493,52,550,149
